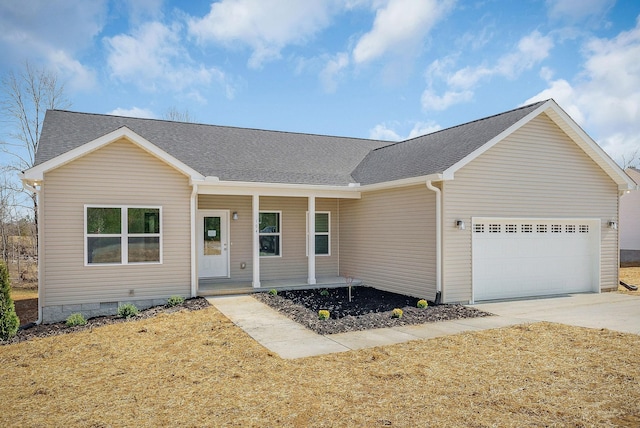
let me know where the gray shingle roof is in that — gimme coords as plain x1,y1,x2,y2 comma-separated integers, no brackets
352,101,546,185
36,101,547,186
36,111,389,186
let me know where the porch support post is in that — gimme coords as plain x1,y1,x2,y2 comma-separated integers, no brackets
252,194,261,288
308,196,316,285
190,184,198,298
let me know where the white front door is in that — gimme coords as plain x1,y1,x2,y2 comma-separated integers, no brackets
198,210,229,278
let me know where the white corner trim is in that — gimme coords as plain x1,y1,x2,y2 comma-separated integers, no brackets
22,126,205,182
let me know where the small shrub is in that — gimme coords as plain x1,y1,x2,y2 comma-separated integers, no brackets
0,261,19,340
166,295,185,307
392,308,403,319
417,299,428,309
318,310,330,320
320,289,329,296
65,313,87,327
117,303,139,318
268,289,278,296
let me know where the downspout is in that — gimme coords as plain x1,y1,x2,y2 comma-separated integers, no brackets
22,180,43,325
426,180,442,304
190,183,198,298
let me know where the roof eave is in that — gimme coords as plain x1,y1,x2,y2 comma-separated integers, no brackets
192,178,363,199
542,102,637,191
441,99,636,191
358,173,445,192
22,126,205,183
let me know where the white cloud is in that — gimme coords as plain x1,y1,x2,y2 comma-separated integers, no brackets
47,50,96,91
546,0,614,23
446,31,553,89
0,0,105,91
495,31,554,78
188,0,338,68
0,0,106,55
369,120,441,141
421,89,473,111
407,121,442,139
124,0,164,24
107,107,157,119
369,124,403,141
525,17,640,164
320,52,350,93
105,21,234,98
352,0,454,64
422,30,553,110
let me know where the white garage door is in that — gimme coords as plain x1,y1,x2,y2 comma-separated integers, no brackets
472,218,600,301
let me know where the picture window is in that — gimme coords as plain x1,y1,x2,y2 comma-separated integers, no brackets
86,206,161,265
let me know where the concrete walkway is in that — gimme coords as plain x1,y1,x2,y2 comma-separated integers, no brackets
208,292,640,359
207,295,526,359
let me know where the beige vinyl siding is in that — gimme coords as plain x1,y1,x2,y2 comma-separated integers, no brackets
259,197,339,281
339,185,437,300
41,139,192,306
315,198,339,277
198,195,253,282
198,195,339,281
442,113,619,303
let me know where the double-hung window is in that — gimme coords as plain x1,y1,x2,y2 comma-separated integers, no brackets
308,212,330,256
259,212,281,257
86,206,161,265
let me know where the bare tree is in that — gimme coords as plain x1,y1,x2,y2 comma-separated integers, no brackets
0,61,71,249
163,106,196,123
620,148,640,170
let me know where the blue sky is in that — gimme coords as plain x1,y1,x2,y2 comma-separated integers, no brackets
1,0,640,166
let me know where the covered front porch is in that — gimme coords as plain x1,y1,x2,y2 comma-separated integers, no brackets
190,183,362,297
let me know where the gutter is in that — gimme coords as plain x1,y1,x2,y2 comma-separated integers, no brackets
426,180,442,304
20,176,43,325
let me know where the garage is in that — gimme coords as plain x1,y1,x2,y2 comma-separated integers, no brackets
472,218,600,301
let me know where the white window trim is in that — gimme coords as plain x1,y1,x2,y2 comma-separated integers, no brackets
259,210,282,258
84,205,163,266
306,211,331,257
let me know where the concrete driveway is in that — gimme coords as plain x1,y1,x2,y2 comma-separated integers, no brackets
471,292,640,335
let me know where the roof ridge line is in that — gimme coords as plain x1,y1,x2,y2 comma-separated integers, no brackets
48,109,388,144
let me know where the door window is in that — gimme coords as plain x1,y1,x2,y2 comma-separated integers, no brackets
203,217,221,256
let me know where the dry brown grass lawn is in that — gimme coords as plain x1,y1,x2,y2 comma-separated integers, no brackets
2,306,639,427
619,267,640,295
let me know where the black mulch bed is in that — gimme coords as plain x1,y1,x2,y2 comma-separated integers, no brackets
253,286,492,335
1,297,211,345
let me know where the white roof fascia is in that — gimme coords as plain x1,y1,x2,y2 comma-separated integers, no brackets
441,99,636,191
193,179,362,199
441,100,555,181
22,126,205,182
543,102,637,191
359,174,445,192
